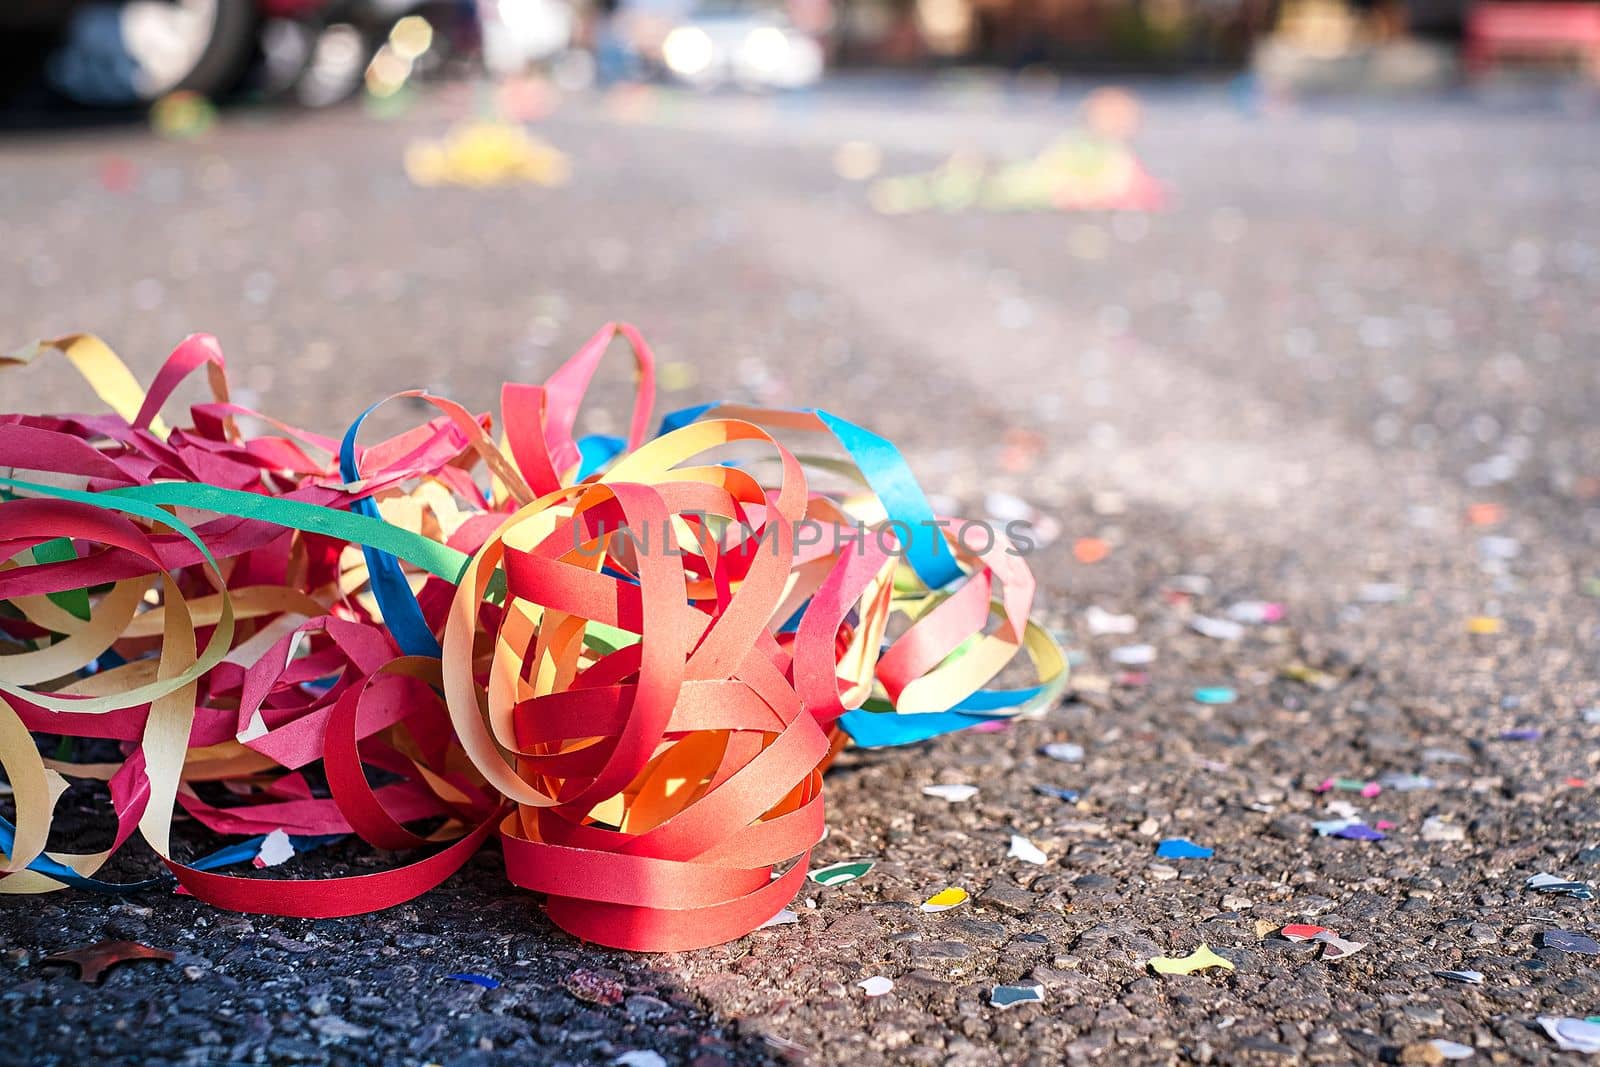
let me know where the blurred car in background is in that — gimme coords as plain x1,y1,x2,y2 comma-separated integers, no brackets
477,0,575,76
256,0,468,107
0,0,466,109
1,0,260,106
655,0,823,88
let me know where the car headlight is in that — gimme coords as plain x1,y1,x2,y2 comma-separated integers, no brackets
662,26,715,77
739,26,790,73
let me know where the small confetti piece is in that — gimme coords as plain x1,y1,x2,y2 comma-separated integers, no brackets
1073,537,1110,563
1429,1039,1475,1060
1148,944,1234,975
446,973,501,989
1466,616,1503,635
923,783,979,802
1034,784,1081,802
253,828,296,869
1156,838,1212,859
1225,601,1284,624
1541,930,1600,955
1190,615,1245,641
1008,834,1048,865
1041,742,1085,763
989,983,1045,1009
810,860,874,886
1538,1016,1600,1053
1527,873,1594,900
614,1052,669,1067
1084,605,1137,635
1330,823,1385,841
921,887,969,912
1466,502,1504,526
1192,687,1237,705
1379,773,1434,791
858,975,894,997
1279,924,1328,942
42,941,175,984
1435,970,1484,984
1110,644,1156,665
1281,663,1337,689
758,910,799,929
1313,932,1367,960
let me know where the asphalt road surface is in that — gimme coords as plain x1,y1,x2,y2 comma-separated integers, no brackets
3,76,1600,1066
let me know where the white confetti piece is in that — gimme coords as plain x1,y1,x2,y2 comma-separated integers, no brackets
253,829,296,869
922,783,979,802
1008,834,1048,865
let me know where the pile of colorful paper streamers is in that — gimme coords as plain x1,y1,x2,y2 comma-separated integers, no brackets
404,120,571,188
0,325,1066,950
869,136,1166,215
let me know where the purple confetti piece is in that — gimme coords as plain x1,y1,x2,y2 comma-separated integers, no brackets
1331,823,1385,841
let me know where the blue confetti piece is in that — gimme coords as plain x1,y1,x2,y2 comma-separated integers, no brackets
1033,784,1080,802
446,973,501,989
1156,837,1213,859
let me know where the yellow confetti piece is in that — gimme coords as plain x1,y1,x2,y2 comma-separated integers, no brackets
1466,616,1503,635
1148,944,1234,976
921,887,969,913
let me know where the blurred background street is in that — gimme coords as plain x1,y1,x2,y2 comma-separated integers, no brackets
4,3,1600,1061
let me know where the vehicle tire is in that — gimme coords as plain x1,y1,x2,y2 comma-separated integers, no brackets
46,0,259,108
290,21,373,108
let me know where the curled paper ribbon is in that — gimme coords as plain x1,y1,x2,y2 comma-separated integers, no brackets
0,324,1066,949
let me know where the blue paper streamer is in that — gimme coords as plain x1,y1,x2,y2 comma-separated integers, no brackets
339,403,443,658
